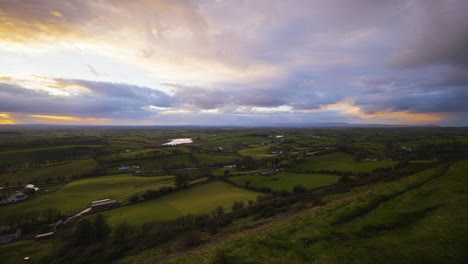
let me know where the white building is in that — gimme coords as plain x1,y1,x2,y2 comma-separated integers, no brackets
1,192,28,204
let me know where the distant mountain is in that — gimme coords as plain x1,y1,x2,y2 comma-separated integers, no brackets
0,122,440,129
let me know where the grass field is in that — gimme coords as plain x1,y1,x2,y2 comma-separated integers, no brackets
168,160,468,264
101,181,261,226
1,159,101,185
0,239,54,264
229,171,340,191
0,174,175,226
292,152,397,173
192,153,238,165
238,145,274,159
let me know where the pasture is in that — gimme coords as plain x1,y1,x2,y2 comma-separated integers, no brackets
292,152,397,173
0,159,101,185
0,174,175,226
102,181,261,226
169,161,468,264
238,145,274,159
229,171,340,191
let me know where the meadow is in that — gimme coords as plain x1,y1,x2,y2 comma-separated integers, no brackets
0,159,101,185
101,181,260,226
292,152,397,173
0,174,175,226
229,171,340,191
168,160,468,264
238,145,274,159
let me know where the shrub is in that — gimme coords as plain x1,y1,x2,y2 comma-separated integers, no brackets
293,184,307,194
232,201,245,211
128,194,139,203
180,230,201,248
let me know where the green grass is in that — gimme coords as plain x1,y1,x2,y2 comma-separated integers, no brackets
192,153,238,165
1,159,101,185
229,171,340,191
207,136,265,144
238,146,274,159
0,239,54,264
292,152,397,173
168,160,468,264
0,174,175,226
102,181,261,226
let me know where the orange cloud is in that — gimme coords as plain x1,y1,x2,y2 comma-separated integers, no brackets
29,115,110,123
0,113,16,124
342,106,445,124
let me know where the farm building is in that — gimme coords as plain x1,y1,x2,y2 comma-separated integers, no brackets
24,184,39,191
34,232,55,240
260,168,284,176
1,192,28,204
91,199,117,210
118,165,130,170
0,228,21,244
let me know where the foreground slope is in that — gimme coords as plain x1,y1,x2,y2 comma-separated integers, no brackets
168,160,468,264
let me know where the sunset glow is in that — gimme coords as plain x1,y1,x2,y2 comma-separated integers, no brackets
0,0,467,126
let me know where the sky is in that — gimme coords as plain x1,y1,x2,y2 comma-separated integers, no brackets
0,0,467,126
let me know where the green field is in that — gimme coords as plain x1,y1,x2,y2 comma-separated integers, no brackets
0,239,54,264
168,161,468,264
0,174,175,226
229,171,340,191
292,152,397,173
0,159,101,184
101,181,261,226
238,145,274,159
192,153,238,165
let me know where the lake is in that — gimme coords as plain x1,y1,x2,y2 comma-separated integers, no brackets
163,138,193,145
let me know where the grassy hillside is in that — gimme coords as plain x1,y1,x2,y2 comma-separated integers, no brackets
102,181,261,226
292,152,397,173
229,171,340,191
0,174,175,226
168,160,468,264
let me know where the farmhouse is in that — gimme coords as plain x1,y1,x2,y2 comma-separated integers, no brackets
0,228,21,244
91,199,117,210
118,165,140,170
24,184,39,191
1,192,28,204
118,165,130,170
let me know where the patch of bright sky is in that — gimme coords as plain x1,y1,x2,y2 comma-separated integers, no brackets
0,49,174,94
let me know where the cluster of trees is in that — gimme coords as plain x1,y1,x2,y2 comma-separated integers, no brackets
128,186,175,203
74,214,111,244
6,208,62,235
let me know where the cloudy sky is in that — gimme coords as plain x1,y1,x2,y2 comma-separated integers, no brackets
0,0,467,126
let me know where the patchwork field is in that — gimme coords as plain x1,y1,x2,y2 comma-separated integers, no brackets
0,174,175,226
102,181,261,226
292,152,397,173
238,145,274,159
192,153,238,166
229,171,340,191
0,159,101,184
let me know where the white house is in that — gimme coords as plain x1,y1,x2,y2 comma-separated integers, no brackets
118,165,130,170
0,228,21,244
1,192,28,204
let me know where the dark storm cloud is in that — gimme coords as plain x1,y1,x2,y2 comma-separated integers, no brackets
355,68,468,114
165,81,342,112
393,0,468,68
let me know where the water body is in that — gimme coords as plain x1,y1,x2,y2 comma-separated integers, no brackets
163,138,193,145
